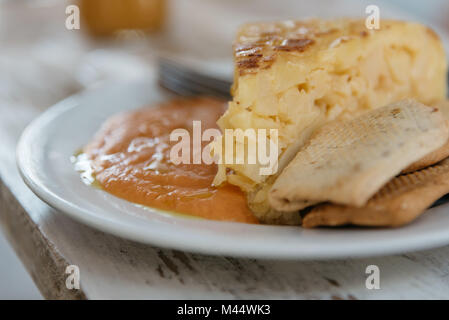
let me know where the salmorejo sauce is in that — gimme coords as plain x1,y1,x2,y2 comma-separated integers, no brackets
81,97,258,224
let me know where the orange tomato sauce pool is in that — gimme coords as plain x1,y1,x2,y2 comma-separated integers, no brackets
83,97,258,224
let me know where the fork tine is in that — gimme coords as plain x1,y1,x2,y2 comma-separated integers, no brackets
158,57,232,99
159,72,231,99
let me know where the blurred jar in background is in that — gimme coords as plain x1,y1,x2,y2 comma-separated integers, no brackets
79,0,166,37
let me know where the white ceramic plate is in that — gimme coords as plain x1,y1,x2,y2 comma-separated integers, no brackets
16,78,449,260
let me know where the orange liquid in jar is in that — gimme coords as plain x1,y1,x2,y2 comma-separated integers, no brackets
79,0,166,37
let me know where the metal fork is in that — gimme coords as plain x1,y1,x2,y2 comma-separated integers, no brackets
158,57,232,99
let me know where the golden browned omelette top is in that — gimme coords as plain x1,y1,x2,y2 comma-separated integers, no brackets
234,18,438,75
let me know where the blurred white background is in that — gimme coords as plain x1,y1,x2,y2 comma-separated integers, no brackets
0,233,41,299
